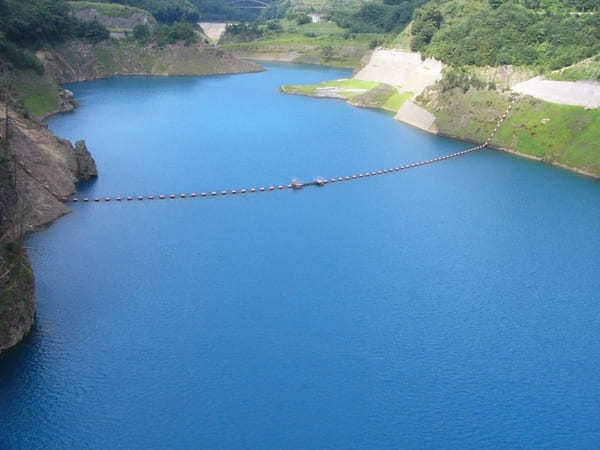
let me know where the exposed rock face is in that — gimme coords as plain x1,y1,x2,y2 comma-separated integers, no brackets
54,89,79,117
2,105,97,232
72,8,154,31
0,103,99,355
39,41,263,84
74,140,98,180
0,251,35,355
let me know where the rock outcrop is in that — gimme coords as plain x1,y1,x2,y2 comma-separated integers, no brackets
73,140,98,181
0,103,99,355
0,248,35,355
3,106,97,231
72,8,154,31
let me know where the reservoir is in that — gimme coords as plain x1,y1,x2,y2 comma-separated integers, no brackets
1,63,600,448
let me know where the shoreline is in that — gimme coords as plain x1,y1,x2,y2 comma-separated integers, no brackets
282,85,600,181
397,113,600,181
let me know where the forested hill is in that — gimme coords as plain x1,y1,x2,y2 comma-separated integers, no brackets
68,0,200,23
410,0,600,70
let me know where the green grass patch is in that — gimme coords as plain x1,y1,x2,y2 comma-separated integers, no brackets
322,79,379,89
495,99,600,174
546,55,600,81
382,91,412,112
281,84,317,95
12,72,62,118
420,86,600,176
281,78,379,98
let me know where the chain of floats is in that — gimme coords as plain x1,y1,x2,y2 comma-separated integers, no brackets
18,95,518,205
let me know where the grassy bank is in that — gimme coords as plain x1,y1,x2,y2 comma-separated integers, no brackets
418,87,600,177
546,55,600,82
282,78,412,114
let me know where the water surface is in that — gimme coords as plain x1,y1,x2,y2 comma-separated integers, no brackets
1,63,600,449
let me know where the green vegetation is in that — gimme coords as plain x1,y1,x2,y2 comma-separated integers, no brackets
496,98,600,174
331,0,429,34
383,91,412,111
68,0,156,19
418,86,600,176
151,22,198,46
547,55,600,81
70,0,199,23
282,78,411,113
324,79,380,89
411,0,600,70
220,21,382,67
13,73,63,118
282,78,379,97
0,242,34,341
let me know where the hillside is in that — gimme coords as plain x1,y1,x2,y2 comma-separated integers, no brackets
68,1,158,34
411,0,600,70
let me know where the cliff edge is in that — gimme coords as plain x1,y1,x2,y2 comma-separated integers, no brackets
0,102,98,354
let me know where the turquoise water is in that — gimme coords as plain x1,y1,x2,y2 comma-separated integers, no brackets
2,63,600,448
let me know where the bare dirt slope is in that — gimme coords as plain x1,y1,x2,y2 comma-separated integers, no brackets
512,77,600,108
354,49,443,94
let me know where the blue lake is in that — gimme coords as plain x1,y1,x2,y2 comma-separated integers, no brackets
1,63,600,449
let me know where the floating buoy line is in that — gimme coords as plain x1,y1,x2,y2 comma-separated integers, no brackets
19,96,518,206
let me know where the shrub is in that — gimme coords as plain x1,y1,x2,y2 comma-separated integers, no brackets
297,14,311,25
133,24,151,42
74,20,110,44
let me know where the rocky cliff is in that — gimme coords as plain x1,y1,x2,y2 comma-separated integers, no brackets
0,37,261,354
0,102,97,354
39,40,263,84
